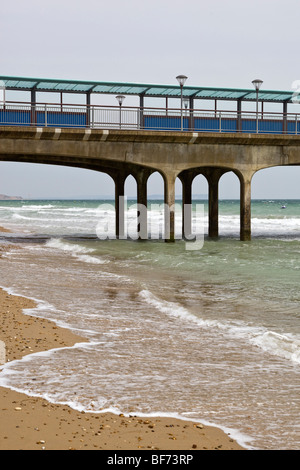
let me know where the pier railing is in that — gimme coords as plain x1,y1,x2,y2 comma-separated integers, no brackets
0,101,299,135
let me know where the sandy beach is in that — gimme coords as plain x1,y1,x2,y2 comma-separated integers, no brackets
0,284,244,451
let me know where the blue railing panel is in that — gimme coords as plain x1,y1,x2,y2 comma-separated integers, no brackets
194,117,219,132
0,106,299,135
0,110,31,126
143,116,182,130
37,111,87,128
0,109,87,128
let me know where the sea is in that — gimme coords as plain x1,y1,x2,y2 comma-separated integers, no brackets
0,198,299,450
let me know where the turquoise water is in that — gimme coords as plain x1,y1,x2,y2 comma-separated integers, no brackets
0,199,299,449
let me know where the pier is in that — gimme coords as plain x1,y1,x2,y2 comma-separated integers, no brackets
1,76,300,241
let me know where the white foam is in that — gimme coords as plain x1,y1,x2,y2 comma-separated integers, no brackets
139,289,231,330
12,213,28,220
46,238,109,265
20,204,55,210
251,331,300,364
139,290,300,364
77,254,107,265
46,238,93,253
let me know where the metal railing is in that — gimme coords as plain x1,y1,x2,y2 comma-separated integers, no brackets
0,101,299,135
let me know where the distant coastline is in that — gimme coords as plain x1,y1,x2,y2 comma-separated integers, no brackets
0,194,23,201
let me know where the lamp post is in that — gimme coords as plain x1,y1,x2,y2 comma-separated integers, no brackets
183,97,189,130
116,95,125,129
176,75,188,131
183,97,189,114
252,79,263,134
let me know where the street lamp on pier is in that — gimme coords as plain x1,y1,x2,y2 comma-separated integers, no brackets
252,79,263,134
116,95,125,129
176,75,188,131
183,97,189,113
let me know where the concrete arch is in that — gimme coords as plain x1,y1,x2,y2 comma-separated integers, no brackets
192,174,209,199
177,167,228,239
218,171,241,237
114,166,157,241
123,174,139,240
176,166,255,240
177,171,208,239
219,171,240,199
145,171,165,240
251,165,300,199
147,171,164,200
124,174,137,200
0,160,116,199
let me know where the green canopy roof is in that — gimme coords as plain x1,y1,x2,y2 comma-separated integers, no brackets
0,76,295,103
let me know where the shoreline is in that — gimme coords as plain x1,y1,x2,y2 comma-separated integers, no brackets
0,227,246,450
0,285,245,450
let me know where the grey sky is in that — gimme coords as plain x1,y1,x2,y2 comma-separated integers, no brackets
1,0,300,199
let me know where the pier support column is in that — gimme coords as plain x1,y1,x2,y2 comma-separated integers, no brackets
135,169,151,240
208,178,219,239
164,173,176,242
180,171,194,240
240,172,253,241
114,172,127,239
205,168,226,239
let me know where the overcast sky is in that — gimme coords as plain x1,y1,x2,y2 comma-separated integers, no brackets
1,0,300,199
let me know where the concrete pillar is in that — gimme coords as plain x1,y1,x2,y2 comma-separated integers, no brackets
240,173,252,241
204,168,226,239
135,169,151,240
164,173,176,242
180,171,194,239
208,175,220,238
114,172,127,239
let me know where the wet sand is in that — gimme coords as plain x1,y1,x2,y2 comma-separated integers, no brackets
0,261,245,450
0,226,12,233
